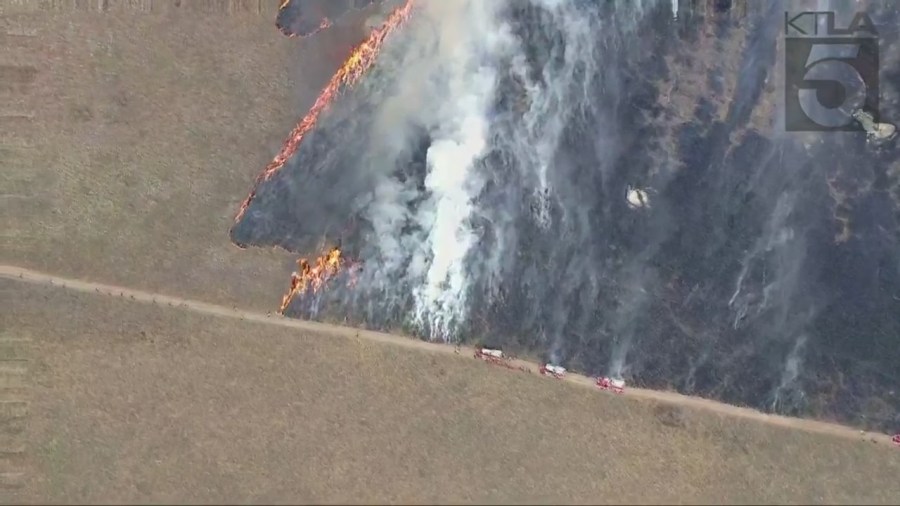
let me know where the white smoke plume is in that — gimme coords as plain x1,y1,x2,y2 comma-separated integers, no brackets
370,0,655,343
239,0,900,428
358,0,515,341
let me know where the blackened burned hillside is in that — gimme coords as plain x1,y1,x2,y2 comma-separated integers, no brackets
276,0,385,37
233,0,900,431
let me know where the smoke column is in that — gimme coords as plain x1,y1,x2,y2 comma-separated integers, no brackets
405,2,509,341
237,0,900,431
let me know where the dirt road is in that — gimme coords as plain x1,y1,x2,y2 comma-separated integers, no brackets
1,264,894,447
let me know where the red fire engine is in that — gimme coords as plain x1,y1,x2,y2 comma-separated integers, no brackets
596,376,626,394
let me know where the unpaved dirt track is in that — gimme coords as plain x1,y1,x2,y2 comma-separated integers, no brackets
2,264,894,447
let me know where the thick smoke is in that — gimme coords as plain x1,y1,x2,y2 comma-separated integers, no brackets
237,0,900,431
371,1,512,341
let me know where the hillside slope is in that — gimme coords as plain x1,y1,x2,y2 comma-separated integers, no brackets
0,0,373,311
3,279,900,504
2,2,899,503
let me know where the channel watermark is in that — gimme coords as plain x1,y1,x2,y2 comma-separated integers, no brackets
784,10,880,132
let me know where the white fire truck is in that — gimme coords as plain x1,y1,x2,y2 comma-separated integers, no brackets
474,345,504,362
596,376,626,394
539,363,567,379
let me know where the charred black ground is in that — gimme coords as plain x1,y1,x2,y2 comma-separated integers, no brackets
276,0,383,37
233,0,900,431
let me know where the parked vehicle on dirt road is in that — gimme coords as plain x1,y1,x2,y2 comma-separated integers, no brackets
539,363,566,379
596,376,626,394
474,345,504,362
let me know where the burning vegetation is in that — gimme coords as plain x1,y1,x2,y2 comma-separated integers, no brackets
233,0,415,313
280,246,361,314
232,0,414,227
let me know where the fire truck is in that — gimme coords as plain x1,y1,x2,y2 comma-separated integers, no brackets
539,363,566,379
596,376,626,394
474,345,504,363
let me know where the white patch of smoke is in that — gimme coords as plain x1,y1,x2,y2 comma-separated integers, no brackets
496,0,656,362
503,0,601,230
411,99,492,340
359,0,658,347
361,0,514,340
770,333,808,411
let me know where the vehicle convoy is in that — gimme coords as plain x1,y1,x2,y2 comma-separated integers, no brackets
596,376,626,394
475,345,626,391
539,363,567,379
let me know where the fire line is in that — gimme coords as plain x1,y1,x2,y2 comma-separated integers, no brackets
234,0,416,313
279,246,362,314
232,0,415,226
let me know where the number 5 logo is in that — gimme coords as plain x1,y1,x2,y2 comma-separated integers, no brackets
785,37,879,132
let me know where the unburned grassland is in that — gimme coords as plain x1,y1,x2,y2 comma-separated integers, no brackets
0,0,372,311
3,281,900,504
2,2,900,504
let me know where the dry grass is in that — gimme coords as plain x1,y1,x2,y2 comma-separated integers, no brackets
0,0,373,312
2,2,900,504
2,281,900,504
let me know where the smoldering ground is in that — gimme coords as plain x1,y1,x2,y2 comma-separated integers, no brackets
232,0,900,431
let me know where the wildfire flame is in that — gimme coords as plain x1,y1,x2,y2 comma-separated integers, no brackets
237,0,414,314
232,0,416,226
280,246,360,314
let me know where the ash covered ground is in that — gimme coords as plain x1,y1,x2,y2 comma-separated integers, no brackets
232,0,900,431
276,0,396,36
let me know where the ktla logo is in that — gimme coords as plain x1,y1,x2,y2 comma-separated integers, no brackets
784,11,880,132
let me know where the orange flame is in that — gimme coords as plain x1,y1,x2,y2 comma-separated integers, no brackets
280,246,361,314
233,0,416,226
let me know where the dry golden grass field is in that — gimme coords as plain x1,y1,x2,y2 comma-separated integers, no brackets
3,279,900,504
2,1,900,504
0,0,375,312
